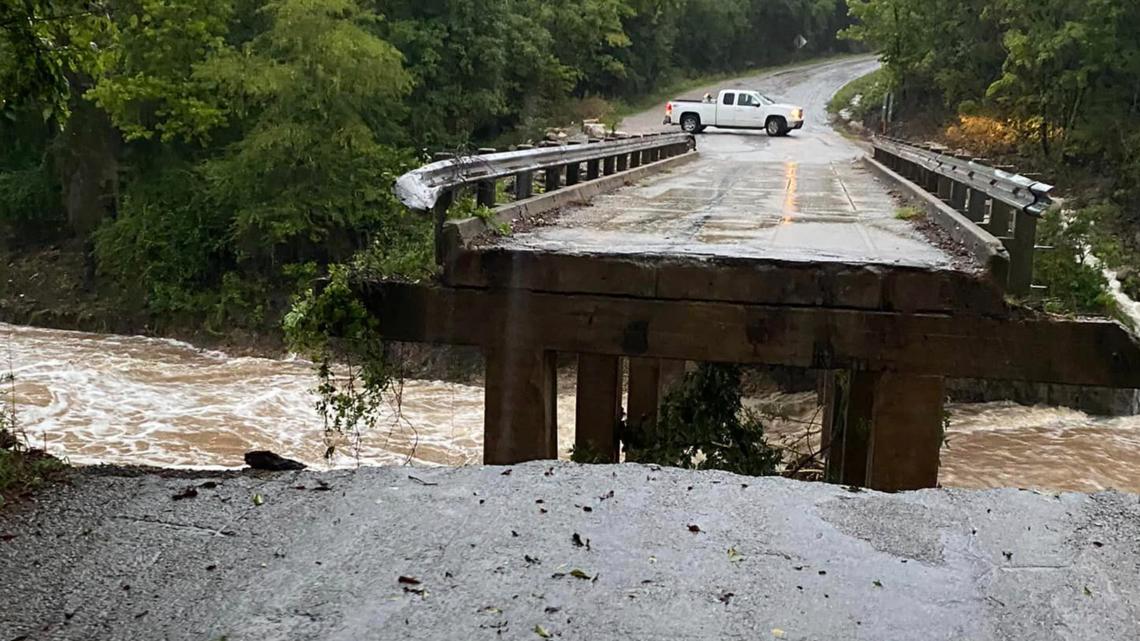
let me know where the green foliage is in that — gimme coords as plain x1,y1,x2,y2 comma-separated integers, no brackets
284,265,391,442
827,67,888,122
0,1,115,121
893,205,922,221
625,364,783,476
1033,210,1117,316
0,373,67,507
846,0,1140,316
3,0,859,345
86,0,234,143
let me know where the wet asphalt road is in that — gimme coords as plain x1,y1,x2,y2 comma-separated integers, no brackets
2,463,1138,641
501,57,956,269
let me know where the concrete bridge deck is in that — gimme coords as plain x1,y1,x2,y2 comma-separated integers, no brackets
2,463,1137,641
501,58,956,271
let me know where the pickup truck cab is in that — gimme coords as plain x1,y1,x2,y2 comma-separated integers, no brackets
664,89,804,137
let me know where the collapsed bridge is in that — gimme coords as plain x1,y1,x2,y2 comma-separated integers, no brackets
367,72,1140,492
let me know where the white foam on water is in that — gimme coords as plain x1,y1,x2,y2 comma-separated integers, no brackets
4,322,1140,493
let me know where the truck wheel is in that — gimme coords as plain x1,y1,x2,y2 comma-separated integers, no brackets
681,114,702,133
766,117,787,137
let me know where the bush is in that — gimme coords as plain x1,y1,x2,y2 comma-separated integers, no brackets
624,363,782,477
1033,209,1118,316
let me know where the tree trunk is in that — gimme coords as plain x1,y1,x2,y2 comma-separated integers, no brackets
55,96,120,237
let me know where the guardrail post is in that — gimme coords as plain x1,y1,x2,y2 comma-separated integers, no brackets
1007,211,1038,296
565,142,582,186
433,188,455,265
966,189,988,223
988,201,1014,237
949,180,967,213
603,154,616,176
586,140,602,180
514,144,534,200
936,174,953,202
616,152,629,172
476,148,497,208
629,143,642,169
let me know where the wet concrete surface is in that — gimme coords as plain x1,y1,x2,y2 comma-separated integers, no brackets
501,58,956,269
2,462,1137,641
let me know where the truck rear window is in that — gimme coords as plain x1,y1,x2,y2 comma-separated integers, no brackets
722,93,735,106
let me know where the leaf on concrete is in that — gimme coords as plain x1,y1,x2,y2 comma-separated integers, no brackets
571,533,585,548
873,580,883,588
398,576,421,585
570,569,591,580
727,547,744,563
251,493,264,506
688,524,701,533
534,624,552,638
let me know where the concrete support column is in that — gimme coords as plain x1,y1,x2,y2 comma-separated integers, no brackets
658,359,686,399
865,373,946,492
484,341,558,465
575,354,623,463
824,371,945,491
627,357,661,432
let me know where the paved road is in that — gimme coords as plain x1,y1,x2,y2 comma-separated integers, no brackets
500,57,956,269
2,463,1137,641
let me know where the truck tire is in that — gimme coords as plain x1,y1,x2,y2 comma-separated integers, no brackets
766,116,787,137
681,114,702,134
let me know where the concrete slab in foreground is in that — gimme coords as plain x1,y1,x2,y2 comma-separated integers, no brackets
1,463,1138,641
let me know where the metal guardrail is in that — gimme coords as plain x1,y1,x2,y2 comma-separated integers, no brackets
392,132,695,265
395,133,695,211
873,136,1055,217
870,136,1054,296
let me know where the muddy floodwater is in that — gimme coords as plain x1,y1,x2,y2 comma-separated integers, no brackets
5,322,1140,494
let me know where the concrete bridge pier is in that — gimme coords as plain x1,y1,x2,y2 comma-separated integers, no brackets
483,338,559,465
823,371,946,491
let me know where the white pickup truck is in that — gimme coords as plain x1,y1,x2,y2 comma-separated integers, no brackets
663,89,804,137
